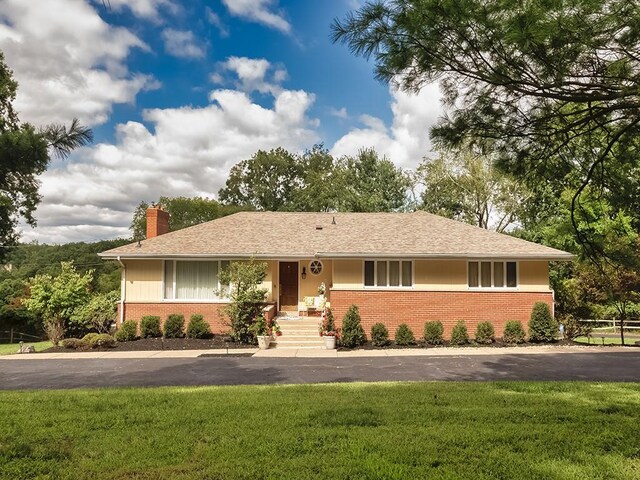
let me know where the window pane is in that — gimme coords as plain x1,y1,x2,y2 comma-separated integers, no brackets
164,261,174,299
364,261,375,286
377,261,387,286
389,261,400,286
176,261,217,299
493,262,504,287
468,262,479,287
481,262,492,287
402,261,412,287
506,262,517,287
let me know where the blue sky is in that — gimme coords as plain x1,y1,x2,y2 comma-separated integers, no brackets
0,0,441,243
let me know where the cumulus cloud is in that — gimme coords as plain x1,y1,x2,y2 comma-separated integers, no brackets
162,28,206,59
330,83,442,169
213,56,287,95
329,107,348,119
221,0,291,34
0,0,155,127
20,59,319,243
100,0,177,21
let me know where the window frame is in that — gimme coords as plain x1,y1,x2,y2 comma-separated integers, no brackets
162,259,231,303
363,259,414,289
467,260,519,290
309,260,323,276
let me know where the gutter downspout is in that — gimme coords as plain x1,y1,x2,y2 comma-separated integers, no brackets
117,256,126,325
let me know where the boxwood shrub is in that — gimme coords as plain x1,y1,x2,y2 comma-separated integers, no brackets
395,323,415,346
370,323,389,347
187,314,212,339
340,305,366,348
164,314,185,338
450,320,469,345
475,321,495,344
503,320,526,344
140,315,162,338
115,320,138,342
423,321,444,345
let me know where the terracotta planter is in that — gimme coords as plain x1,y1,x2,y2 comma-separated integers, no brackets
323,335,336,350
257,335,270,350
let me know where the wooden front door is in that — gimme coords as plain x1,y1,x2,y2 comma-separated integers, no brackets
279,262,299,311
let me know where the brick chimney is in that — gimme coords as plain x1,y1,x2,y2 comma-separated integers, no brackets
146,205,170,238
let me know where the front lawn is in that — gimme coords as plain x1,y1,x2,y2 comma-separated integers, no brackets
0,341,52,356
1,382,639,479
574,335,639,346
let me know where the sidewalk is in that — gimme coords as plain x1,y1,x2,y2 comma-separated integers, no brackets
0,345,635,360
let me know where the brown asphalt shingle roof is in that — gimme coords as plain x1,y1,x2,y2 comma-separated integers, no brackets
100,211,573,260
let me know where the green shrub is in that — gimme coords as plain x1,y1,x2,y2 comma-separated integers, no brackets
561,315,592,340
475,321,495,344
395,323,415,346
450,320,469,345
503,320,526,344
340,305,366,348
61,338,86,350
140,316,162,338
187,314,212,339
89,333,116,348
528,302,558,343
423,321,444,345
164,314,186,338
115,320,138,342
370,323,389,347
81,333,99,345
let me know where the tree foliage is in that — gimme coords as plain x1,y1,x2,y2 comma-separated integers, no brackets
340,305,366,348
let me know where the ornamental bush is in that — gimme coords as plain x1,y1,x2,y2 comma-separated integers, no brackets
450,320,469,345
475,321,495,344
164,314,185,338
81,333,99,345
140,316,162,338
340,305,366,348
395,323,415,346
528,302,558,343
423,321,444,345
61,338,86,350
115,320,138,342
89,333,116,348
503,320,526,344
187,314,212,339
371,323,389,347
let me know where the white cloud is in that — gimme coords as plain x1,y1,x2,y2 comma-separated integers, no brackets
0,0,155,126
329,107,348,119
162,28,206,59
221,0,291,34
99,0,177,21
20,58,319,243
205,7,229,37
331,83,442,169
214,56,287,95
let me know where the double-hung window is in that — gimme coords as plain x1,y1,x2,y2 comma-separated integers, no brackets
364,260,412,287
164,260,230,300
468,261,517,288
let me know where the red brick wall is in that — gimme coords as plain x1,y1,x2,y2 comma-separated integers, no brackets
118,303,229,333
329,290,553,340
146,207,170,238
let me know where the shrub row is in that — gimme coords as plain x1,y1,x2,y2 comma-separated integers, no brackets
61,333,116,350
336,301,555,348
115,314,212,342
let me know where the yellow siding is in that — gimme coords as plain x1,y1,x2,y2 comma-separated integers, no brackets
299,259,333,300
124,260,163,301
414,260,467,291
332,259,363,289
518,261,550,292
261,260,277,302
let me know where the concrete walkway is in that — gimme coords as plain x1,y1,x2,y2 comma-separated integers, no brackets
0,344,636,360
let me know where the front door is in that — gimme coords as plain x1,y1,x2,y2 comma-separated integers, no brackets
279,262,299,311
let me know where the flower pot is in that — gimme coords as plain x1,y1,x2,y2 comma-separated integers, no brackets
257,335,270,350
323,335,336,350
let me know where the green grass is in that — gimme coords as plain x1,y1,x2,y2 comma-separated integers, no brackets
0,341,52,356
574,336,638,346
1,383,639,479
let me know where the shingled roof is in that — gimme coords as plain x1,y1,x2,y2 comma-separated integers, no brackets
100,211,573,260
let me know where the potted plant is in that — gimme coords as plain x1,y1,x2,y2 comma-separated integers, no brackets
268,317,281,339
251,315,270,349
318,282,326,298
319,308,337,349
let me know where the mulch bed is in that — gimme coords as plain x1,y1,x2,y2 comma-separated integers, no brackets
338,339,599,351
42,337,254,353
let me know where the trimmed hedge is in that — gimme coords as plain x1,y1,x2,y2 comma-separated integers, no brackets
115,320,138,342
89,333,116,348
340,305,366,348
475,322,495,344
528,302,557,343
450,320,469,345
371,323,390,347
395,323,415,346
187,314,212,339
81,333,99,345
503,321,526,344
164,314,185,338
140,316,162,338
423,321,444,345
62,338,86,350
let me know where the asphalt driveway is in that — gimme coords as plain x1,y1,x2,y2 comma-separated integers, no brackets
1,351,639,389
